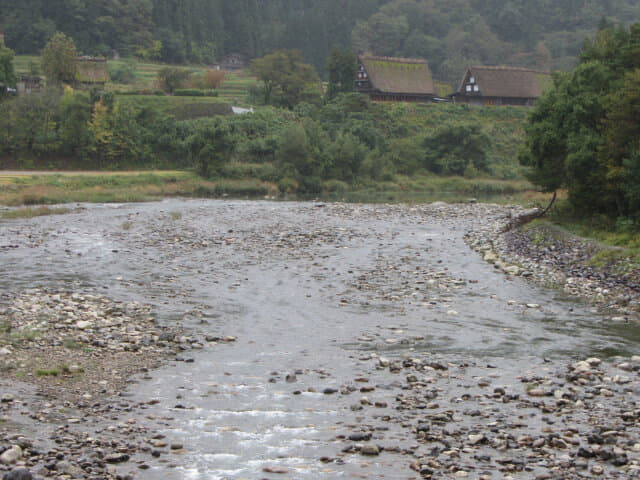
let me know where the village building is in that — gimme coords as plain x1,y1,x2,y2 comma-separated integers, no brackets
76,57,109,89
17,75,42,95
355,55,436,102
452,66,552,106
216,53,248,71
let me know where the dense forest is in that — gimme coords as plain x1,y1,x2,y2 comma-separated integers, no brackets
1,0,639,82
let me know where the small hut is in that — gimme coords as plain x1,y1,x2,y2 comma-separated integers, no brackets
355,55,436,102
452,66,552,106
220,53,248,71
76,57,109,89
17,75,42,95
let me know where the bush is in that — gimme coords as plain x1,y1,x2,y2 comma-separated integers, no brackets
108,62,136,84
174,89,204,97
157,67,191,94
277,177,298,194
203,69,225,89
169,102,232,120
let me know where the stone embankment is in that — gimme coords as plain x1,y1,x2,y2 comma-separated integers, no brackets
465,207,640,321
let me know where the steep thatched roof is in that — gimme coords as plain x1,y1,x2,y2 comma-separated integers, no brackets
77,57,109,84
459,66,551,98
359,55,435,95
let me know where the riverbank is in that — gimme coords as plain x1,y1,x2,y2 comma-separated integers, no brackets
0,170,538,207
465,210,640,321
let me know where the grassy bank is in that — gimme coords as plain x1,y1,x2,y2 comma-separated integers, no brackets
543,203,640,273
0,170,542,207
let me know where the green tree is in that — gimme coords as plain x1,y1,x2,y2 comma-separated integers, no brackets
0,42,17,98
188,118,237,177
251,50,321,109
41,32,77,85
600,68,640,217
423,122,490,176
519,23,640,217
157,67,191,94
326,46,356,100
276,123,313,177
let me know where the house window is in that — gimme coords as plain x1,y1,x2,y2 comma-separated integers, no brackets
469,76,475,84
466,85,472,92
473,85,479,92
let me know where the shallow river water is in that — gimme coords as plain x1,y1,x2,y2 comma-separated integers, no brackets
2,199,639,479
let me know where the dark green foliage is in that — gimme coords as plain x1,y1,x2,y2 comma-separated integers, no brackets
41,32,77,85
251,50,321,109
520,22,640,222
189,118,237,178
156,68,191,94
326,46,356,100
0,43,17,98
3,1,638,82
423,122,490,176
173,89,205,97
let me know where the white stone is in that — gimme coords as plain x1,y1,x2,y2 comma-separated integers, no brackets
75,320,91,330
0,445,22,464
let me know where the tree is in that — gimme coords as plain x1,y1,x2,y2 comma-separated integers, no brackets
41,32,77,85
188,118,237,177
251,50,321,109
0,43,17,98
326,46,356,100
157,67,191,94
423,122,490,176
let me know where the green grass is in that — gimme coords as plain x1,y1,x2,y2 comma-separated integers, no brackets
13,55,41,76
0,171,281,206
0,169,543,207
524,203,640,277
0,206,73,220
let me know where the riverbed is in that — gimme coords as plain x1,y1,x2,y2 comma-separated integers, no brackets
1,200,639,479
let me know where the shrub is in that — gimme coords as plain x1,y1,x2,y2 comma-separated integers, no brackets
157,67,191,94
174,89,205,97
203,69,225,89
277,177,298,194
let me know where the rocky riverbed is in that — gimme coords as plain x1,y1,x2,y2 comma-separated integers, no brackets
0,200,639,479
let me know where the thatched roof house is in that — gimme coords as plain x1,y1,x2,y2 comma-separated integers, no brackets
355,55,436,102
76,57,109,88
452,66,552,106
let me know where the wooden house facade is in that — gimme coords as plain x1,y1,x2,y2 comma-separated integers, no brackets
355,55,436,102
452,66,551,106
17,75,42,95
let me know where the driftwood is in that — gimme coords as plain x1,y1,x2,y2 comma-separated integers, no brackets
501,191,557,233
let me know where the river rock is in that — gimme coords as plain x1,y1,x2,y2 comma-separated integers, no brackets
0,446,22,465
2,469,33,480
361,444,380,456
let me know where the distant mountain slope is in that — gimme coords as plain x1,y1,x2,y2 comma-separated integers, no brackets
1,0,638,83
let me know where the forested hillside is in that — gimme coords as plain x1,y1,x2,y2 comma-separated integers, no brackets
2,0,639,82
